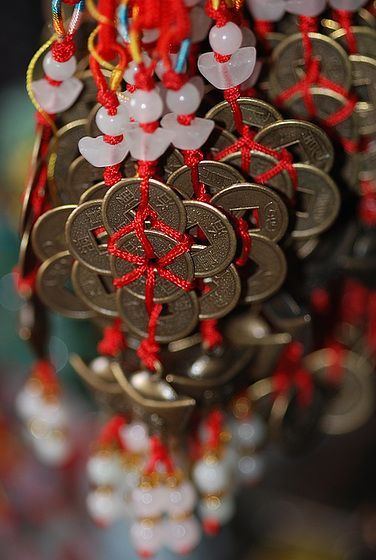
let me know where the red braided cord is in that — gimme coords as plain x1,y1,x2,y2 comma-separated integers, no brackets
32,359,60,395
327,343,345,385
332,10,357,54
97,415,127,449
253,20,273,51
205,409,223,450
97,318,127,357
144,434,174,475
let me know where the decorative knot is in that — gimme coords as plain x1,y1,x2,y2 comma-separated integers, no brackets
51,36,76,63
97,90,119,116
163,70,188,90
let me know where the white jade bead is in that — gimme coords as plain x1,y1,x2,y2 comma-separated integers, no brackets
164,517,201,554
209,22,243,55
87,454,121,486
119,421,149,454
87,489,122,525
166,79,202,114
328,0,367,9
43,51,77,80
233,415,266,449
193,459,228,494
129,89,163,123
16,384,43,420
95,104,129,135
132,485,165,518
90,356,110,376
199,495,235,525
33,433,71,466
130,520,163,555
246,0,285,21
285,0,327,17
237,454,264,483
165,481,197,516
123,54,151,85
39,401,67,428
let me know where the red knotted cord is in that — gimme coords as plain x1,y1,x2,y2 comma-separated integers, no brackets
97,415,127,449
97,318,127,357
272,342,313,408
144,435,175,475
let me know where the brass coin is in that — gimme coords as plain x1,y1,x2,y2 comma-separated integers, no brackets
350,54,376,136
48,119,87,204
71,261,118,317
183,200,237,277
254,120,334,172
205,98,282,133
67,156,104,203
36,250,94,319
211,183,288,243
18,228,36,281
59,70,101,126
331,26,376,58
102,178,186,234
244,233,287,303
304,349,374,435
117,289,199,343
321,8,376,33
270,32,351,94
293,236,320,259
222,150,294,199
164,148,184,176
111,230,194,303
291,164,340,239
359,143,376,182
32,205,75,262
19,127,43,235
79,182,110,204
167,160,243,199
203,126,238,158
198,264,241,320
66,200,110,275
283,87,359,143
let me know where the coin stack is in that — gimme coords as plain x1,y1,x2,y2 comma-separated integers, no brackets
16,0,376,554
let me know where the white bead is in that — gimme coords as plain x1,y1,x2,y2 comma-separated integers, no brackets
209,22,243,56
78,135,129,167
246,0,285,21
241,60,262,90
124,123,174,160
119,421,149,454
87,488,122,525
43,51,77,80
90,356,111,377
95,104,129,135
130,520,163,556
193,458,228,494
123,54,151,85
33,432,71,466
237,454,264,483
164,517,201,554
32,77,83,113
166,79,203,114
199,495,235,525
129,89,163,123
155,54,186,80
198,47,256,90
165,481,197,516
16,383,43,421
39,401,67,428
328,0,367,9
142,28,160,44
190,6,212,44
161,113,214,150
285,0,327,16
87,453,122,486
233,415,266,449
132,485,165,518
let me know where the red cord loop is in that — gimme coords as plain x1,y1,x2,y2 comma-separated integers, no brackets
45,75,62,87
97,318,127,357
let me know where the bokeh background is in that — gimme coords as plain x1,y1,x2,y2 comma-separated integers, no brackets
2,3,376,560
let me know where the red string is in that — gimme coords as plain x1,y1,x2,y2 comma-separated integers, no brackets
97,0,118,61
144,435,174,475
310,287,331,315
103,164,122,186
97,318,127,357
45,75,62,87
327,343,345,385
97,415,127,449
32,359,60,395
51,35,76,63
332,10,357,54
366,293,376,357
200,319,223,350
205,409,223,450
341,278,369,325
359,180,376,226
273,342,313,408
254,20,273,51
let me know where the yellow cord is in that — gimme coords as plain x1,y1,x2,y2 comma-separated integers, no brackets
86,0,113,25
88,26,116,71
25,36,58,134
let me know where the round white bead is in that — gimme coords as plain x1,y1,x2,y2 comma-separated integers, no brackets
166,79,203,114
16,384,43,421
130,520,163,555
132,485,165,518
237,454,264,483
199,495,235,525
33,432,71,466
129,89,163,123
38,401,67,428
119,421,149,454
123,54,151,85
87,488,122,525
95,104,129,135
209,22,242,56
193,458,228,494
165,481,197,516
87,453,122,486
234,415,266,449
43,51,77,81
328,0,367,8
90,356,110,376
164,517,201,554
